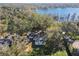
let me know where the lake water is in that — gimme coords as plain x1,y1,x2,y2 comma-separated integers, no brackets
34,8,79,22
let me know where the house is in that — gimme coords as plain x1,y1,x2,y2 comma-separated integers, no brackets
0,38,12,47
0,35,12,47
27,30,47,46
72,40,79,56
33,34,47,45
72,40,79,49
63,35,79,55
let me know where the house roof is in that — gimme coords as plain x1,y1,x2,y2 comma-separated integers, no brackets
72,40,79,49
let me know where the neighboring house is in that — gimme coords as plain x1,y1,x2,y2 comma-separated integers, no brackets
0,36,12,47
64,35,79,55
0,38,12,47
72,40,79,50
72,40,79,56
27,30,47,46
64,35,74,43
33,35,47,45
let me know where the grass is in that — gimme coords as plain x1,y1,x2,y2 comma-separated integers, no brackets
51,50,68,56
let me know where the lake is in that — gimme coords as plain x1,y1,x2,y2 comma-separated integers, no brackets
34,8,79,22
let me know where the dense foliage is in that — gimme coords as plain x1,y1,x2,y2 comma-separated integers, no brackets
0,6,79,56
